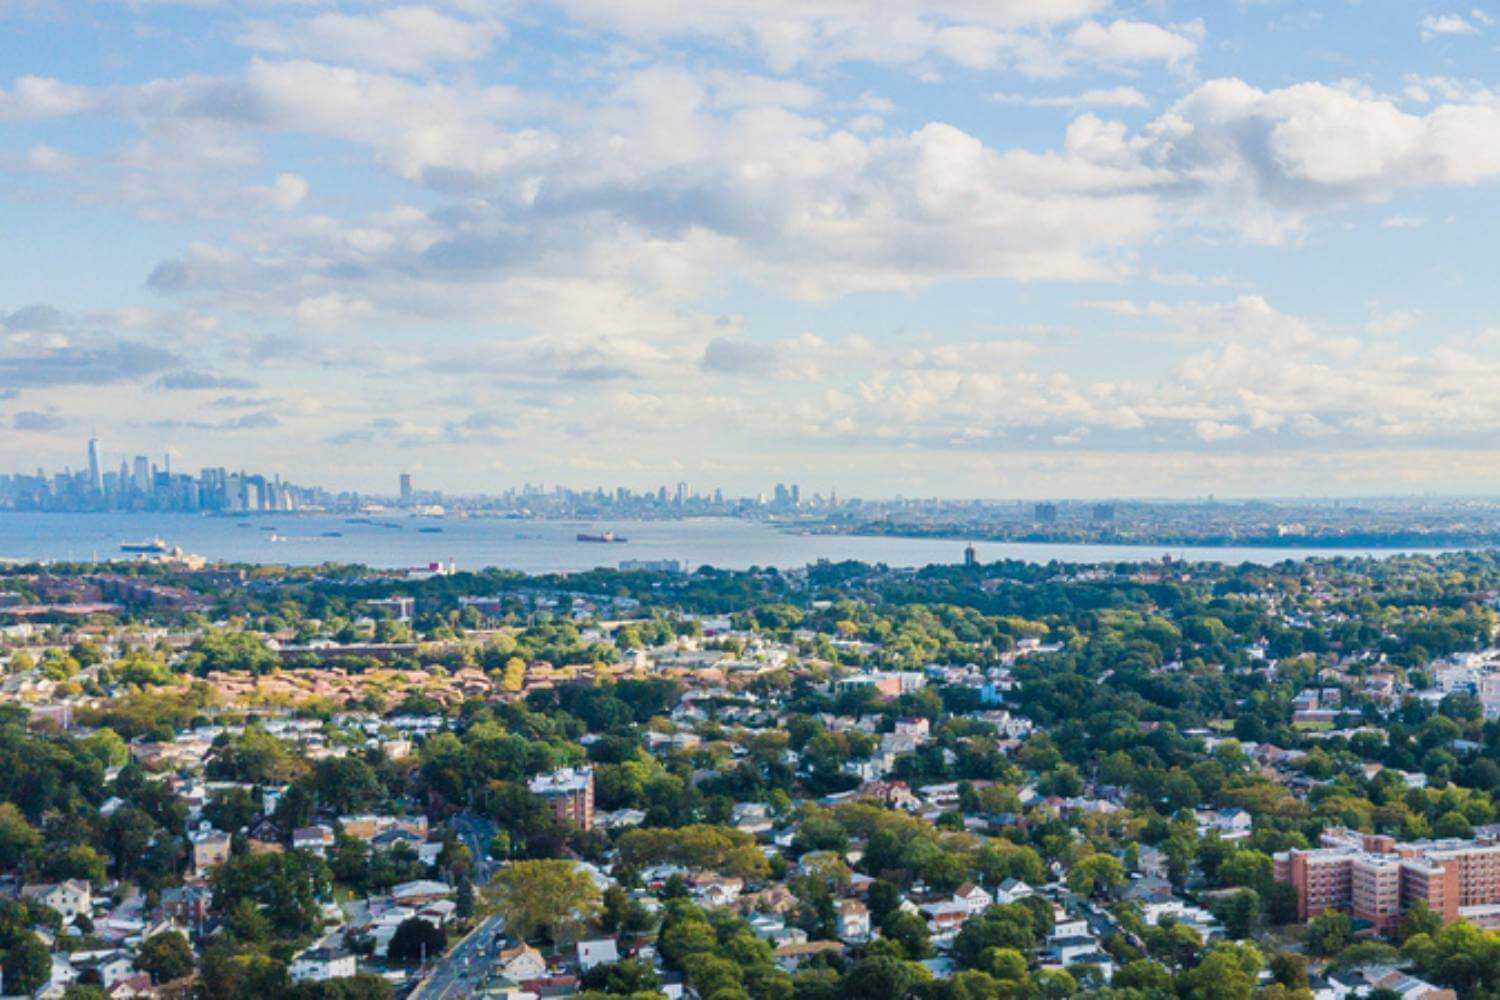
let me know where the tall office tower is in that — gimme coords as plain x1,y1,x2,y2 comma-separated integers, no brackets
132,455,151,494
774,482,789,508
86,436,102,494
399,473,412,503
791,483,801,507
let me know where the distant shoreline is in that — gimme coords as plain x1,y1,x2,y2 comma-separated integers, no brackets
0,509,1482,562
795,523,1489,551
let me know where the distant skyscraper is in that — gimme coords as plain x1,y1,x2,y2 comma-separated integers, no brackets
85,436,101,494
132,455,150,494
1034,502,1059,524
399,472,412,503
964,544,978,567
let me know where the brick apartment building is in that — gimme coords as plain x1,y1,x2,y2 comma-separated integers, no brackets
1275,828,1500,933
529,766,595,831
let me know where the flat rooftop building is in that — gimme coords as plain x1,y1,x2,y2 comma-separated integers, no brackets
529,766,595,831
1276,828,1500,934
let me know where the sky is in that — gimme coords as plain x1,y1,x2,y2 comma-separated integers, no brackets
5,1,1500,499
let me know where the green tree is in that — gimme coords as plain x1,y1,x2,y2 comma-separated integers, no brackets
211,850,332,940
487,860,602,943
881,909,931,960
388,917,447,965
1066,854,1125,899
2,933,51,995
1305,911,1353,957
137,930,196,983
0,803,41,868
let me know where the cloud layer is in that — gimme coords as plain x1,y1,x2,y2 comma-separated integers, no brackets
3,2,1500,494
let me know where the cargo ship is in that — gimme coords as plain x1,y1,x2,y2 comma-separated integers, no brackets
576,531,628,543
119,538,171,554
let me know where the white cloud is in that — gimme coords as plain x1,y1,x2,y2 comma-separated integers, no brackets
992,86,1149,109
1065,19,1202,68
547,1,1191,75
1121,78,1500,240
0,76,96,120
240,6,503,73
1421,13,1481,40
256,172,309,210
25,144,79,174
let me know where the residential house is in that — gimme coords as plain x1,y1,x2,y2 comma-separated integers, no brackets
290,947,357,983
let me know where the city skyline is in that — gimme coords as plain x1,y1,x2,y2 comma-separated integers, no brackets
8,3,1500,495
26,434,1500,507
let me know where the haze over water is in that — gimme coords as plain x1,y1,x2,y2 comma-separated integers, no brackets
0,513,1457,572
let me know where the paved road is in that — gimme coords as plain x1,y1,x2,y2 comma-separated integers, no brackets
451,812,501,884
408,914,504,1000
409,813,505,999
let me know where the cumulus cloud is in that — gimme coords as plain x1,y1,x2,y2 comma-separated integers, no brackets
25,144,80,174
1112,78,1500,240
1065,19,1202,68
2,305,182,388
701,336,784,376
0,76,96,120
992,86,1149,109
149,409,280,431
548,0,1190,75
253,172,308,210
153,370,258,390
240,6,503,73
12,2,1500,491
11,410,66,432
1421,13,1481,40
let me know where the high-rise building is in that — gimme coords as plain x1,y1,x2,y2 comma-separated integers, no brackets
1034,502,1059,524
964,544,978,567
132,456,151,495
85,436,102,495
528,767,595,831
399,473,412,503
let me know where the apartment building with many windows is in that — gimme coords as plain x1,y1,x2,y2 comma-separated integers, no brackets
1275,828,1500,933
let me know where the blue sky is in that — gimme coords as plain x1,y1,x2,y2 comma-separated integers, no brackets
5,1,1500,497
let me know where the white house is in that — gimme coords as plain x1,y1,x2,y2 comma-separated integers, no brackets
835,900,871,942
498,944,547,981
952,883,993,916
290,948,357,983
577,938,620,971
22,880,93,923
